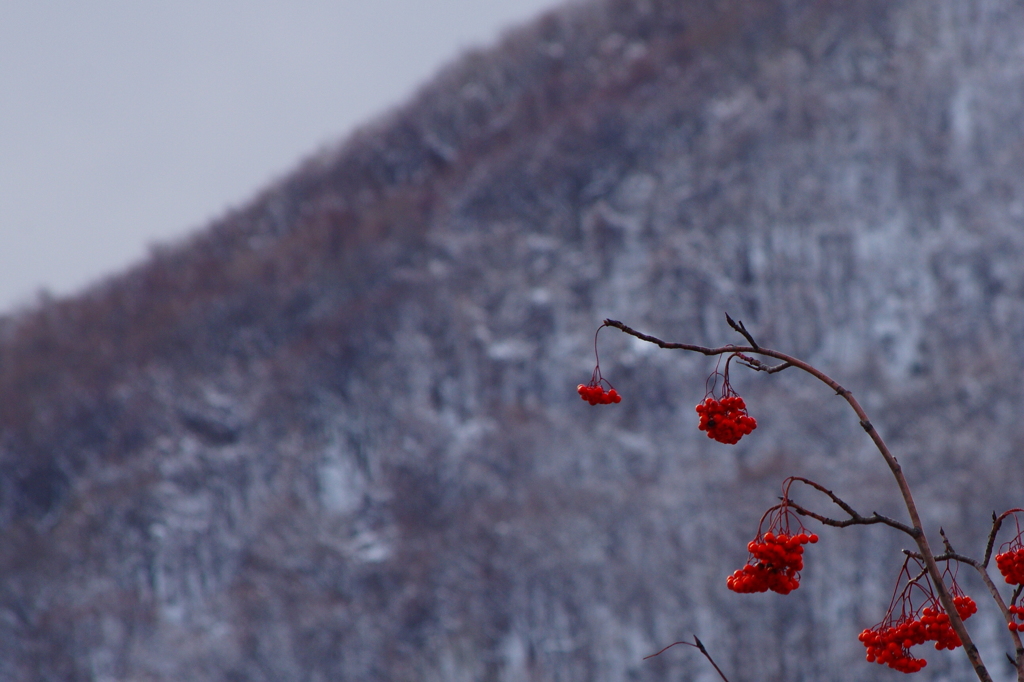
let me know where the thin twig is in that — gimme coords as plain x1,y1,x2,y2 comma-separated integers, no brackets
643,636,730,682
903,549,978,566
788,499,917,536
734,352,792,374
984,512,1005,568
784,477,918,537
940,527,955,555
693,636,731,682
983,509,1024,568
725,312,759,350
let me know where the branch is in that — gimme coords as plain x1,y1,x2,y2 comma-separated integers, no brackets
983,509,1024,568
693,635,731,682
978,570,1024,665
603,319,750,354
644,635,730,682
984,511,1004,568
603,319,995,681
906,530,1024,671
734,352,792,374
725,312,759,350
787,500,917,536
785,477,918,537
903,548,978,566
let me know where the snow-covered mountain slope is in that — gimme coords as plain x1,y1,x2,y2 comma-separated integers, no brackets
2,1,1024,679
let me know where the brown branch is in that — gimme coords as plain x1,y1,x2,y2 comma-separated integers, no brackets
734,352,792,374
978,509,1024,680
983,509,1024,568
643,636,730,682
908,530,1024,674
940,527,954,554
603,319,796,374
693,635,731,682
982,570,1023,671
603,319,750,355
984,511,1005,568
725,312,759,350
908,564,930,587
603,319,996,682
788,499,917,536
927,528,984,566
903,548,978,566
784,477,918,537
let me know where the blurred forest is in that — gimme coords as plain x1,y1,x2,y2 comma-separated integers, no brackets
3,0,1024,679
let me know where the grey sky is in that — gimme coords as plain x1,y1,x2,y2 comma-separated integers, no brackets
0,0,563,314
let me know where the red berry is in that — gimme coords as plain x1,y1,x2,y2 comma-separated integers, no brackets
696,395,757,444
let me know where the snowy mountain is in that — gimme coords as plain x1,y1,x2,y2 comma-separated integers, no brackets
2,0,1024,679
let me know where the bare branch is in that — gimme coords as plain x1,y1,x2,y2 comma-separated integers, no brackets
983,509,1024,568
693,636,731,682
984,511,1004,568
903,549,980,567
788,499,917,536
788,476,860,518
602,319,748,355
603,319,994,680
784,477,918,537
725,312,759,350
941,527,954,554
735,352,792,374
643,635,731,682
976,568,1023,662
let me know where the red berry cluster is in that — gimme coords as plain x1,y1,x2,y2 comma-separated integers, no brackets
994,509,1024,584
696,396,757,444
696,353,758,444
859,559,977,674
577,383,621,405
859,616,930,673
577,325,621,406
727,494,819,595
859,598,977,673
1008,605,1024,632
952,595,979,621
726,531,818,594
996,547,1024,585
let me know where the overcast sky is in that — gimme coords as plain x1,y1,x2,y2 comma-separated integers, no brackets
0,0,564,314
